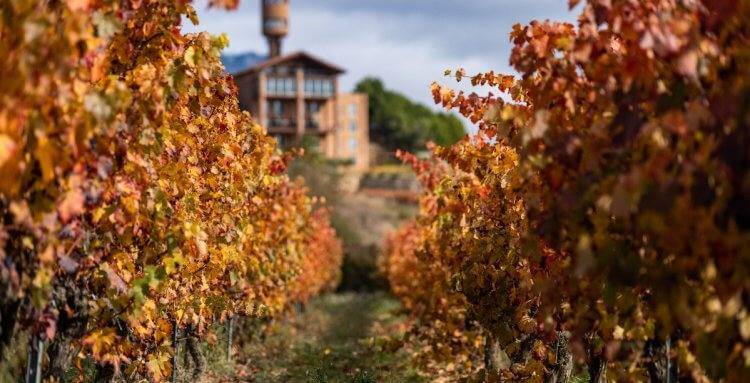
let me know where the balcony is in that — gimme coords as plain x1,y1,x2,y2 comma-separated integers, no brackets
266,90,297,98
267,117,297,133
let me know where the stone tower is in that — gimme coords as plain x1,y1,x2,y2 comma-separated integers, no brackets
261,0,289,58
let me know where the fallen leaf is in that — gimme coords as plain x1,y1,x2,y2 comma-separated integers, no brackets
59,188,85,222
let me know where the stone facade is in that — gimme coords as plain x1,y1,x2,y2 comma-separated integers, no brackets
232,52,370,172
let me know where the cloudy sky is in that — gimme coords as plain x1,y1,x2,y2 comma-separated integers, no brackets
186,0,575,116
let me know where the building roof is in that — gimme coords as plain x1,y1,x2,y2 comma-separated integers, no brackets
232,51,346,77
221,52,267,74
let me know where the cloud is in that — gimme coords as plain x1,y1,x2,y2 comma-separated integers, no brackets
186,1,575,130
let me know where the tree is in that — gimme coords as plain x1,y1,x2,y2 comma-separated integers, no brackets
355,77,465,154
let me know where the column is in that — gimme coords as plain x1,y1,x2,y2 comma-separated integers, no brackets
331,76,340,158
258,71,268,130
296,68,305,145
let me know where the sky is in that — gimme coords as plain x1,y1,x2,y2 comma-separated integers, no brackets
185,1,576,126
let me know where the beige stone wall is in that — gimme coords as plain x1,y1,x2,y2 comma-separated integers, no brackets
334,93,369,172
318,98,336,157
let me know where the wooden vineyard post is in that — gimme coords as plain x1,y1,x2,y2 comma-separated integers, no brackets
24,335,44,383
171,320,178,382
666,336,673,383
226,316,235,362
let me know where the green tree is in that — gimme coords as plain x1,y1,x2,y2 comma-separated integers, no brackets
355,77,465,153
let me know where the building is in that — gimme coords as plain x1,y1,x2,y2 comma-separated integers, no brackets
223,0,369,171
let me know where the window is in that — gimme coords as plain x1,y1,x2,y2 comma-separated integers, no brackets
263,18,286,30
313,79,321,94
304,78,334,97
349,121,357,132
270,100,283,117
267,77,296,96
266,78,276,94
348,138,358,153
284,77,295,93
307,102,320,115
348,103,357,118
322,80,332,96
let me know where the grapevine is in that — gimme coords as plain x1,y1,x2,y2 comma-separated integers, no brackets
385,0,750,381
0,0,342,380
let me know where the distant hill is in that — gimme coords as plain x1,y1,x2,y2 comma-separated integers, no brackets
354,77,465,153
221,51,267,74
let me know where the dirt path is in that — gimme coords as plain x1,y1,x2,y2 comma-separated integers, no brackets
236,293,423,383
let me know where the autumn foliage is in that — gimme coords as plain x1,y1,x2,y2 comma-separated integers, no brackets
290,207,343,305
385,0,750,381
383,219,477,368
0,0,341,380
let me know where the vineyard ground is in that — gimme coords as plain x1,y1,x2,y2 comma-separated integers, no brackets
182,292,424,383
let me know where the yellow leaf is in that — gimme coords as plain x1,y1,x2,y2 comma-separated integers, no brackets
613,325,625,340
34,132,56,182
83,328,116,360
184,46,196,68
0,134,16,168
121,195,139,215
92,206,107,223
740,316,750,341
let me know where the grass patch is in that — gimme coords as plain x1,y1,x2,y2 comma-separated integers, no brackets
2,293,426,382
238,293,424,382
